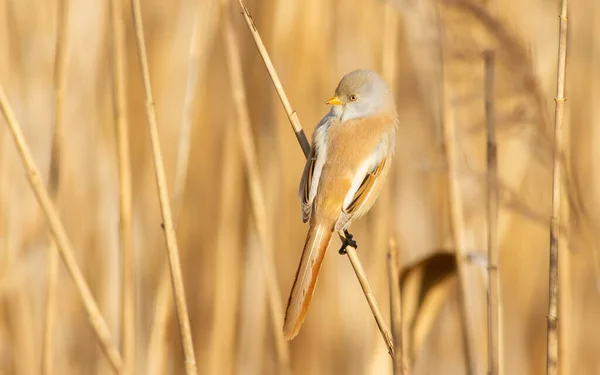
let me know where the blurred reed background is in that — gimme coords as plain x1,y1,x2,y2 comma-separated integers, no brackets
0,0,599,374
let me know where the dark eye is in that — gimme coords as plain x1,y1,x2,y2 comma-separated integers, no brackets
349,94,358,101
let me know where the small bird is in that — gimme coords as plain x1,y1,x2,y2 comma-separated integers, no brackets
283,69,398,340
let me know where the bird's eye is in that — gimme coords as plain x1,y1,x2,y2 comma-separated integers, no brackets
349,94,358,101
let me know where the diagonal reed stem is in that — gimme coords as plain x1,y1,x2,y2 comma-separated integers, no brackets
129,1,198,374
221,2,292,372
547,1,568,374
109,0,135,373
235,0,310,157
0,86,125,374
42,0,69,373
234,0,394,356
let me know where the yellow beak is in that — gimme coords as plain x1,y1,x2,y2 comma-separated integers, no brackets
325,96,342,106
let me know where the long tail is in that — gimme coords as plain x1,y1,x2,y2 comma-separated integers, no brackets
283,224,333,340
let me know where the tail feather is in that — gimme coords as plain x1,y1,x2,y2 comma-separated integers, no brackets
283,224,333,340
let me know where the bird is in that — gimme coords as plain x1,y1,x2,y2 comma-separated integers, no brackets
283,69,398,340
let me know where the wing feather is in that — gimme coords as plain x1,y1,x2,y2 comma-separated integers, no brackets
336,156,389,231
298,114,333,222
299,149,317,222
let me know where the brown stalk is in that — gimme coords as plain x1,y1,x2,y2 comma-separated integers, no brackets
484,50,500,375
221,2,292,372
235,0,394,356
388,236,407,375
42,0,69,373
547,1,568,374
129,1,197,374
0,86,125,373
109,0,135,372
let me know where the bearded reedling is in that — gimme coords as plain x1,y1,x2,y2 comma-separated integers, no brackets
283,69,398,340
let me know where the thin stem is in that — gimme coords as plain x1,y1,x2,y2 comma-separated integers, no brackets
344,235,395,355
235,0,394,356
129,1,197,374
145,1,219,373
484,50,500,375
235,0,310,157
0,85,125,374
547,1,568,374
221,2,291,372
387,236,407,375
440,63,479,375
42,0,69,373
109,0,135,372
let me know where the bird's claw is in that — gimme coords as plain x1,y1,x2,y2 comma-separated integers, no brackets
338,230,358,255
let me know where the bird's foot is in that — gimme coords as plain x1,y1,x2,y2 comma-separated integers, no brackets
338,230,358,255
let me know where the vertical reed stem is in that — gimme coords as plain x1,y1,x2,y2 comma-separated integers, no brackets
109,0,135,372
547,1,568,374
484,50,500,375
42,0,69,373
129,1,198,373
388,236,407,375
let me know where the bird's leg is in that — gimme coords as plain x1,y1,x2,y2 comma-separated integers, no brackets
338,229,358,255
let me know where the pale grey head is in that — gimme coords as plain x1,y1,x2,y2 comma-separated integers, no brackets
326,69,395,122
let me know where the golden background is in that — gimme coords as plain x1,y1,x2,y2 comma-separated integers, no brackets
0,0,598,374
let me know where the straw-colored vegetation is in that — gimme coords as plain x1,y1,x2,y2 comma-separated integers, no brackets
0,0,598,374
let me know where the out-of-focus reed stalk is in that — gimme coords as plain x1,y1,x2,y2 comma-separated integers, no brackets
547,1,568,374
221,2,292,372
209,118,243,375
440,50,478,375
171,0,217,222
0,86,125,374
388,236,407,375
483,50,500,375
42,0,69,373
235,0,394,356
129,0,197,373
109,0,135,373
145,1,219,374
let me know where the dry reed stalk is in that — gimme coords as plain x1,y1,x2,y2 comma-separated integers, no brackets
483,50,500,375
344,235,395,355
440,58,479,375
547,1,568,374
146,2,219,373
109,0,135,372
208,119,243,375
0,86,125,373
235,0,394,355
42,0,69,373
221,3,291,372
388,236,407,375
235,0,309,157
129,0,198,374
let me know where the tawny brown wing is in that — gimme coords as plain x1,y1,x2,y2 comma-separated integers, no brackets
336,157,389,231
298,147,318,223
